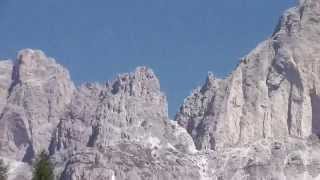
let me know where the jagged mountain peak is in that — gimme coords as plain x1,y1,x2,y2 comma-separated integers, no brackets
105,66,161,98
13,49,72,85
201,72,221,92
133,66,157,79
17,49,48,64
2,1,320,180
177,0,320,150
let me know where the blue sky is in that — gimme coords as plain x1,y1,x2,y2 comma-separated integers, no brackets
0,0,296,117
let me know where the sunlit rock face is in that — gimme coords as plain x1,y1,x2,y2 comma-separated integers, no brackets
50,66,195,154
0,60,13,113
48,67,197,179
177,0,320,151
0,49,75,161
59,143,201,180
52,67,168,150
0,50,196,180
2,0,320,180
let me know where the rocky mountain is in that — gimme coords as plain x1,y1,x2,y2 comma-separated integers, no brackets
1,0,320,180
0,49,75,163
177,0,320,150
0,50,197,180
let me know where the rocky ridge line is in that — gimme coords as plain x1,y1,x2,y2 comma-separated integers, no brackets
1,0,320,180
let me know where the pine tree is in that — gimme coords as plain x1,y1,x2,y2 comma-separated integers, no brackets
32,151,54,180
0,159,8,180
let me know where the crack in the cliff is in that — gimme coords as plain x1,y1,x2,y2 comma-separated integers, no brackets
287,84,293,135
263,112,267,138
310,87,320,137
7,60,21,98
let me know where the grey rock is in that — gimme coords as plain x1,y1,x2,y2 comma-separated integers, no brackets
177,0,320,151
0,60,13,113
58,138,320,180
0,51,196,179
176,73,225,150
0,49,75,161
2,0,320,180
51,67,195,155
0,157,32,180
205,137,320,180
59,143,201,180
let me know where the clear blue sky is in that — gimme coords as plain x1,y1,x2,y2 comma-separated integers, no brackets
0,0,296,117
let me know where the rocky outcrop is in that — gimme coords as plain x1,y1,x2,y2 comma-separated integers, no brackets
57,138,320,180
59,143,201,180
0,49,75,161
50,67,195,154
52,67,168,150
204,136,320,180
3,158,32,180
177,0,320,150
0,49,196,179
48,67,197,180
176,73,226,150
0,60,13,113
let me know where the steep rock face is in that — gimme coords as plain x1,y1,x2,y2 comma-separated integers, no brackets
1,0,320,180
0,60,13,113
177,0,320,150
47,67,197,180
0,49,75,161
176,73,226,150
50,82,104,153
51,67,195,155
0,50,196,179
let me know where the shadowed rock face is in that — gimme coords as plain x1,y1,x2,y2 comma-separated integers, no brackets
1,0,320,180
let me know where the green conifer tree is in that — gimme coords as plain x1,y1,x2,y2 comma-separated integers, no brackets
0,159,8,180
32,151,54,180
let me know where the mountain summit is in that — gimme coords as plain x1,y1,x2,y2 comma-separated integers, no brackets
177,0,320,150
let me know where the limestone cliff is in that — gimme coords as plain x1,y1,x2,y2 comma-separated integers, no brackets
1,0,320,180
177,0,320,151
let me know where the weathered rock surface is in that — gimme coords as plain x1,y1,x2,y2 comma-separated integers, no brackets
0,49,75,161
0,49,199,179
205,136,320,180
1,0,320,180
58,137,320,180
3,157,32,180
0,60,13,113
59,143,201,180
177,0,320,150
50,67,195,154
